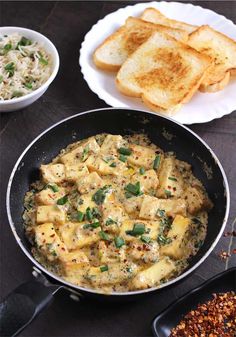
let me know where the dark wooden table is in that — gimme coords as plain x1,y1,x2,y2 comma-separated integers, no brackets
0,1,235,336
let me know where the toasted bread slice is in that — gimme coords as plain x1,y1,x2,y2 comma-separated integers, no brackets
116,31,211,115
141,7,197,34
188,25,236,91
199,71,230,93
93,17,188,71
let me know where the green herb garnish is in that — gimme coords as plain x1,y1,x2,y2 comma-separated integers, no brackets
92,207,101,218
126,223,146,236
141,235,151,243
100,265,108,272
105,218,117,225
168,176,177,181
109,162,117,167
57,195,68,205
118,147,132,156
164,189,172,197
76,211,84,222
119,154,127,162
3,43,12,54
86,207,93,221
5,62,15,77
92,185,111,205
124,182,142,198
39,56,48,65
153,154,161,170
139,167,145,175
81,145,89,162
24,81,33,89
99,231,110,241
47,184,59,192
0,75,3,83
17,36,32,47
157,234,172,245
114,236,125,248
83,221,100,229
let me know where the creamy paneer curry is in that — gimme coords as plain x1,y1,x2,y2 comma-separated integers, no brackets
23,134,212,293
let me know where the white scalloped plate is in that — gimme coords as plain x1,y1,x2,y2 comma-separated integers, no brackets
79,1,236,124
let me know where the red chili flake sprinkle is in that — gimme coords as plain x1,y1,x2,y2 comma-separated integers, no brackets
61,247,65,251
50,234,55,238
173,187,176,191
219,250,231,260
167,185,172,189
232,249,236,254
170,292,236,337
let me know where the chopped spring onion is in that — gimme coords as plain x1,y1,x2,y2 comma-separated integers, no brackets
118,147,132,156
153,154,161,170
57,195,68,205
114,236,125,248
126,223,146,236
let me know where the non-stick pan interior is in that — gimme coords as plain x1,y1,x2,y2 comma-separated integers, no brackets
8,108,228,282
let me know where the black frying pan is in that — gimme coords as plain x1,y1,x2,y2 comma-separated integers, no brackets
1,108,230,337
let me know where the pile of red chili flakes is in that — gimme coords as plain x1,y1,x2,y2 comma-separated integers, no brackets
170,292,236,337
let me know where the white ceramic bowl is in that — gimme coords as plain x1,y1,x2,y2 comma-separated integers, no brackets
0,27,60,112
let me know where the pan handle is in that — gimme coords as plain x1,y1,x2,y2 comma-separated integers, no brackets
0,276,62,337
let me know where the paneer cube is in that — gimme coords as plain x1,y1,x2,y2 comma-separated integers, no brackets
77,172,104,194
157,157,184,198
131,257,175,289
35,187,65,205
123,195,144,217
86,262,138,287
131,169,159,193
100,135,124,155
36,205,66,225
40,164,65,184
85,155,126,176
127,144,156,169
60,250,89,274
119,219,161,242
60,137,100,165
160,215,190,259
65,164,89,182
102,200,129,233
59,222,100,249
183,186,213,215
139,195,187,219
34,223,68,261
77,193,97,213
98,241,126,264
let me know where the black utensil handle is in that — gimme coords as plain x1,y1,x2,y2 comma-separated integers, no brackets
0,279,61,337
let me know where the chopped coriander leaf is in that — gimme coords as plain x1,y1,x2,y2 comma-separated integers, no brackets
114,236,125,248
76,211,84,222
118,147,132,156
39,56,48,65
141,235,151,243
24,81,33,89
126,223,146,236
83,221,100,229
109,162,117,167
86,207,93,221
47,184,59,192
124,182,142,197
139,167,145,175
92,207,101,218
92,185,111,205
125,191,133,199
157,234,172,245
18,36,32,47
5,62,15,77
168,176,177,181
99,231,110,241
81,145,89,161
100,265,108,272
153,154,161,170
119,154,127,162
3,43,12,54
164,189,172,197
12,91,23,98
57,195,68,205
0,75,3,83
105,218,117,225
